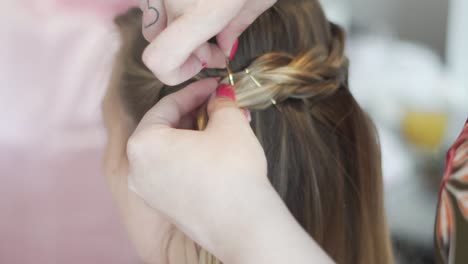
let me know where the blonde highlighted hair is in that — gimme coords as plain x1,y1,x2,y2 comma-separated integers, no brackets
114,1,393,263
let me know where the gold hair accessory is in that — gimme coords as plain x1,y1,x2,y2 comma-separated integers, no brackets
225,58,235,86
244,68,277,106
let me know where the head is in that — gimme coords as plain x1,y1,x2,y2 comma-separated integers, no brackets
111,0,393,263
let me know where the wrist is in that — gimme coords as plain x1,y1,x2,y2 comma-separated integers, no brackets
215,186,334,264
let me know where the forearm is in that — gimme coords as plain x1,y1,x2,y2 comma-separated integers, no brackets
218,187,334,264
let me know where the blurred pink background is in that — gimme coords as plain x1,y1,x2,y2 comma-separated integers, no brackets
0,0,140,263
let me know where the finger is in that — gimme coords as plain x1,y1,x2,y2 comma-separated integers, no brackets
216,0,277,55
142,1,245,85
178,110,199,130
163,52,222,85
135,78,218,132
206,84,250,133
192,42,227,69
141,0,167,42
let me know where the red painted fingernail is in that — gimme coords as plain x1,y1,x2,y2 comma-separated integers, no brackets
228,40,239,61
216,84,236,101
201,62,208,69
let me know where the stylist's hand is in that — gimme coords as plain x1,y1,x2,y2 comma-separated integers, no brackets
127,78,273,260
121,79,333,264
138,0,277,85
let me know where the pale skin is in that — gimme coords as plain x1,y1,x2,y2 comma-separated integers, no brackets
138,0,278,85
102,0,334,263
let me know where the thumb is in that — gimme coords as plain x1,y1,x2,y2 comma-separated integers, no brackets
206,84,251,133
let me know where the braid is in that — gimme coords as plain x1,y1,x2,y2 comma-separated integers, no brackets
231,23,348,110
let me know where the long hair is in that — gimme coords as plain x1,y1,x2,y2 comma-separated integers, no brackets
113,1,393,263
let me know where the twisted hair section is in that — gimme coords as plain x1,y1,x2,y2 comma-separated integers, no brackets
219,24,347,110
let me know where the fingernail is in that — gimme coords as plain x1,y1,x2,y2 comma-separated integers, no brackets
243,108,252,123
216,84,236,101
201,62,208,69
228,40,239,61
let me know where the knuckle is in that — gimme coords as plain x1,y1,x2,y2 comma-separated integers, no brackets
159,74,180,86
142,48,164,75
142,49,181,86
127,128,168,163
141,48,155,67
126,133,145,163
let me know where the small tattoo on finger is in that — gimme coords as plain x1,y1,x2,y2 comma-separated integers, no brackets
144,0,160,28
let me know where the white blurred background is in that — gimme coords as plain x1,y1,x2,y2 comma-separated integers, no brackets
0,0,466,263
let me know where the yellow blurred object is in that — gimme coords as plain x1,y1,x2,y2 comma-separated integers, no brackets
402,111,448,150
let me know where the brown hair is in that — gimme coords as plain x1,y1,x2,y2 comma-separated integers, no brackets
113,1,393,263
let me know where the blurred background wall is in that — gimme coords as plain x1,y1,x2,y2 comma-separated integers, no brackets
350,0,449,58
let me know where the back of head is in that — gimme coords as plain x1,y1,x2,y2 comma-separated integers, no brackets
114,1,393,263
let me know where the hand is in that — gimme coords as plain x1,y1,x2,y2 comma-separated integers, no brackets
126,78,275,260
106,78,333,263
138,0,277,85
